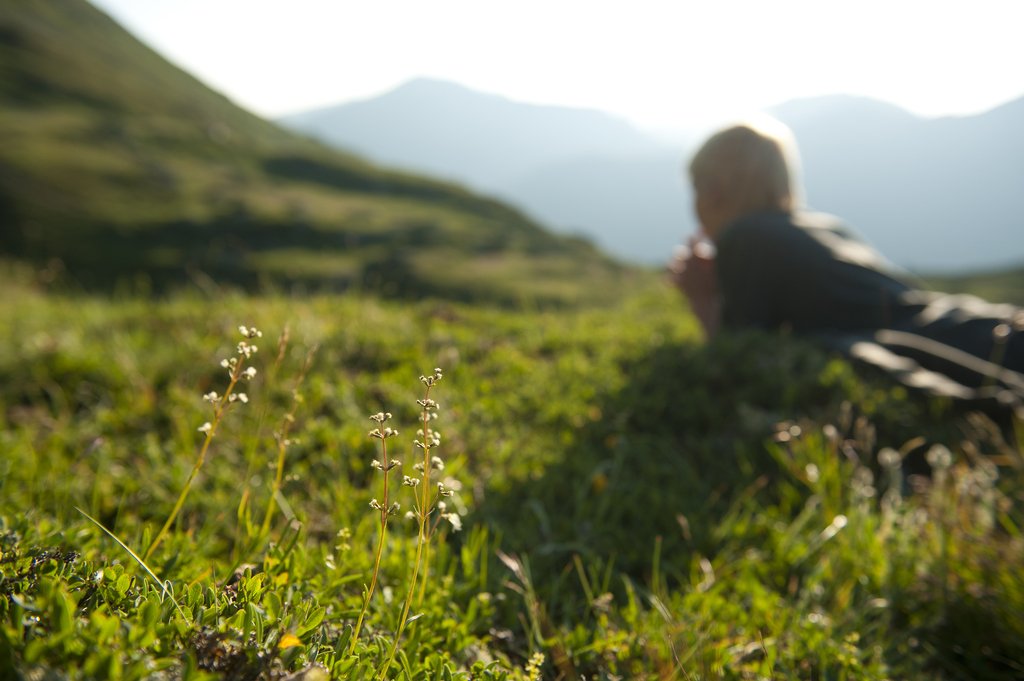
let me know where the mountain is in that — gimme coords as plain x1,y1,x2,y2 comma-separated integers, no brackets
770,95,1024,272
282,82,1024,272
280,79,691,263
0,2,632,305
504,151,692,261
280,78,665,190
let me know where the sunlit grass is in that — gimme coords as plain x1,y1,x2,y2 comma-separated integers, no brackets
0,283,1021,679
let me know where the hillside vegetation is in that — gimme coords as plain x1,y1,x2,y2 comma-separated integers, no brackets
923,265,1024,307
0,1,633,304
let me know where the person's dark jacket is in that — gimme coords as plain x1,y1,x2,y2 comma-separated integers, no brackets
714,210,1024,409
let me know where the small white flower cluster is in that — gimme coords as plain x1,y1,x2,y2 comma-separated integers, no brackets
419,367,443,388
199,325,262,435
368,412,398,440
335,527,351,553
412,455,444,472
219,360,258,381
416,399,440,422
364,368,466,537
414,428,442,450
926,444,953,471
237,341,257,360
442,512,462,532
274,429,297,449
218,325,262,376
877,447,902,469
437,500,462,532
369,427,398,440
369,499,401,516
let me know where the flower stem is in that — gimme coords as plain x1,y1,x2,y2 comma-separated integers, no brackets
144,369,240,561
259,346,316,538
348,433,392,654
379,381,437,679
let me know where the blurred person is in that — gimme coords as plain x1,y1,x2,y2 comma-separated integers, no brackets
668,118,1024,411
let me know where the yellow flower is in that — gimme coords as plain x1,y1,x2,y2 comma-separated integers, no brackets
278,633,303,650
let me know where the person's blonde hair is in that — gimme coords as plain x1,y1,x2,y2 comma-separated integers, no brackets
688,117,802,215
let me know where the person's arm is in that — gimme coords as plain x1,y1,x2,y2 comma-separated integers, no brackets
668,237,721,338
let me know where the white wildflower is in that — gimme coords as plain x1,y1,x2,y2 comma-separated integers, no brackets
443,513,462,532
237,341,258,359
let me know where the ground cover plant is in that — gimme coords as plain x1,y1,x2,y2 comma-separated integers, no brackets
1,272,1022,679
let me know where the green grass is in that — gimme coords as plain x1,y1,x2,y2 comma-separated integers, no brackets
922,264,1024,307
1,276,1022,679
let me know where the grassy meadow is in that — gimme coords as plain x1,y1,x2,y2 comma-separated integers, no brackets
1,268,1022,680
4,4,1024,679
923,266,1024,308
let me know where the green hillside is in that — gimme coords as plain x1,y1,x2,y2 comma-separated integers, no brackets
0,1,634,304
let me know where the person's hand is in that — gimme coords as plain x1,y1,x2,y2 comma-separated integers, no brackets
668,236,721,337
668,236,717,301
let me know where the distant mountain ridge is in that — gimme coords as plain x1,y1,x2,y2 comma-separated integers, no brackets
281,78,689,263
281,78,664,189
282,81,1024,272
770,94,1024,272
0,2,632,305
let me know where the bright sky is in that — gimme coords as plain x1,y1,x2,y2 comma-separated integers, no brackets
88,0,1024,132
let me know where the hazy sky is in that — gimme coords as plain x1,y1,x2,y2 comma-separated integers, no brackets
88,0,1024,132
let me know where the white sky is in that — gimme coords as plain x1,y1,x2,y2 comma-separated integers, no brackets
88,0,1024,132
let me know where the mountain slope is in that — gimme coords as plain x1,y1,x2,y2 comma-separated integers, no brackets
771,95,1024,271
284,82,1024,271
280,78,665,191
0,1,632,304
281,78,692,263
